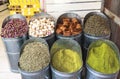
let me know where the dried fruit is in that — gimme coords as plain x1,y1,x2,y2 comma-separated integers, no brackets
29,17,55,37
56,17,82,36
1,18,28,38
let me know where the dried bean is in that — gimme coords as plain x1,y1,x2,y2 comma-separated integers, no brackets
1,18,28,38
29,17,55,37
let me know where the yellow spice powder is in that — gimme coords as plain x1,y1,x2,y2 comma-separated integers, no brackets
52,49,82,73
87,42,120,74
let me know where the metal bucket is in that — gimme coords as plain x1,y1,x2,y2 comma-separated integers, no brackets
83,33,110,49
51,66,82,79
56,13,83,45
28,12,56,49
50,39,83,79
18,38,51,79
82,46,88,64
1,14,28,72
19,66,50,79
83,12,111,48
29,33,56,49
86,64,119,79
86,40,120,79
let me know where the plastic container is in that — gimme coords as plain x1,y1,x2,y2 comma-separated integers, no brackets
1,14,28,72
50,39,83,79
29,12,56,49
86,40,120,79
83,12,111,48
18,38,51,79
56,13,83,45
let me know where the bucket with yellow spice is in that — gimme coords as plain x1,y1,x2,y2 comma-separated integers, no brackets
50,39,83,79
86,40,120,79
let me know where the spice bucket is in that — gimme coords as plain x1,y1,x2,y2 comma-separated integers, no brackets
18,38,51,79
50,39,83,79
86,40,120,79
28,12,56,49
83,33,110,49
51,66,82,79
1,14,28,72
19,66,50,79
82,46,88,63
86,64,119,79
83,12,111,48
55,13,83,45
29,33,56,49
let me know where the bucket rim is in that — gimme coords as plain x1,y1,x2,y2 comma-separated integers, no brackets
86,64,119,76
56,12,82,25
50,39,83,58
56,32,82,38
1,34,27,39
29,32,55,39
84,33,111,38
29,12,56,25
2,14,27,28
50,65,83,76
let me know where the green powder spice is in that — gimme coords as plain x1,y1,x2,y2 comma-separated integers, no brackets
52,49,82,73
87,42,120,74
19,42,50,72
84,15,110,36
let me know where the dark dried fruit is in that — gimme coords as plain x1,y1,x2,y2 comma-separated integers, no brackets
1,18,28,38
56,17,82,36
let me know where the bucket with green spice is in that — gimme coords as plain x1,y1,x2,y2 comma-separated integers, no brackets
18,38,51,79
86,40,120,79
51,39,83,79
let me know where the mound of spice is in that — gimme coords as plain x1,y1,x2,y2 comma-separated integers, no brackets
29,17,55,37
52,49,82,73
56,18,82,36
84,15,110,36
1,18,28,38
19,42,50,72
87,41,120,74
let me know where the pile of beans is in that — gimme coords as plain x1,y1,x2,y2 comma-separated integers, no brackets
1,18,28,38
29,17,55,37
56,17,82,36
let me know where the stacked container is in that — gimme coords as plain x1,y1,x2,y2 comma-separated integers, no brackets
1,14,28,72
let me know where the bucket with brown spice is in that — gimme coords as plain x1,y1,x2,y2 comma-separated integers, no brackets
18,38,51,79
50,39,83,79
56,13,83,45
29,12,56,49
1,14,28,72
83,12,111,49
